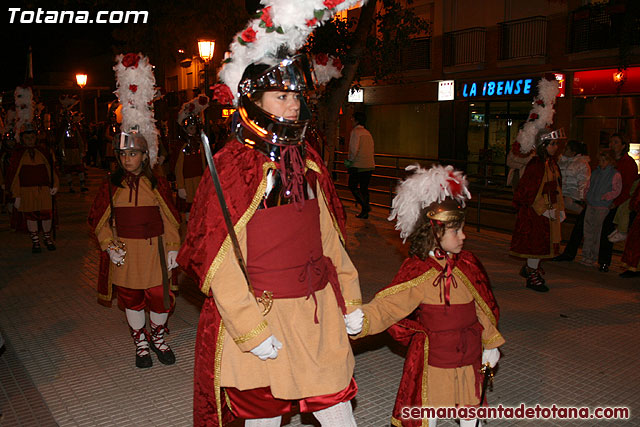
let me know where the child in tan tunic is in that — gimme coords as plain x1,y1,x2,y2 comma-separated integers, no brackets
354,165,505,427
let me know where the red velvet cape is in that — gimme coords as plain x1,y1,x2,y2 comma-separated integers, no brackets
621,184,640,270
382,251,500,427
177,139,347,427
509,156,552,257
87,173,180,306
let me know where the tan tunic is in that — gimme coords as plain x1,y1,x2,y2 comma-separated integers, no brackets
95,177,180,290
11,149,59,213
175,149,206,203
532,161,565,246
213,183,362,399
360,260,505,407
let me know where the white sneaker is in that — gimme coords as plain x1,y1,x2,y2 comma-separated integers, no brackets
609,231,627,243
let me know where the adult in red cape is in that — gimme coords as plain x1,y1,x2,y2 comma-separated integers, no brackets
178,56,363,427
509,128,565,292
352,164,503,427
620,183,640,275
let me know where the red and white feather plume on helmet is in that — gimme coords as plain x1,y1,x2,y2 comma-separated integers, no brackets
389,164,471,242
212,0,366,106
14,85,34,141
177,95,210,128
516,78,560,154
113,52,160,167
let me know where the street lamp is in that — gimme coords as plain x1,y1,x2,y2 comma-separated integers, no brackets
197,40,215,96
76,73,87,123
197,39,215,134
75,73,87,88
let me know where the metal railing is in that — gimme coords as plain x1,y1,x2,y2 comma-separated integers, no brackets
333,151,516,233
443,27,486,67
400,37,431,70
498,16,547,60
567,5,639,53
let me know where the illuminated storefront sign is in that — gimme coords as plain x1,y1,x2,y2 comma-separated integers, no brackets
348,88,364,103
573,67,640,96
222,108,236,118
460,78,533,98
438,80,455,101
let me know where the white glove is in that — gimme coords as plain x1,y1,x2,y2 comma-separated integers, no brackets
14,197,20,209
50,187,58,196
344,309,364,335
167,251,178,271
482,348,500,368
250,335,282,360
107,247,125,265
557,210,566,223
178,188,187,199
542,209,556,220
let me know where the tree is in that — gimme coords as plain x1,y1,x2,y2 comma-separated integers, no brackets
305,0,430,171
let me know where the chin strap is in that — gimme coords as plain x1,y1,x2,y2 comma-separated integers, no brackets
278,144,306,210
430,219,458,306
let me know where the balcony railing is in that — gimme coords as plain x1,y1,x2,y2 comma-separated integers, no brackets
443,27,486,67
400,37,431,70
568,5,640,53
498,16,547,60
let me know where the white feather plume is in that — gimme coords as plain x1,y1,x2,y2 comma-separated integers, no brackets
516,78,559,154
113,53,160,167
14,86,34,142
177,95,210,125
218,0,366,105
312,55,343,84
388,164,471,242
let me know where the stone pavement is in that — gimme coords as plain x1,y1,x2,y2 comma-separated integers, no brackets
0,167,638,426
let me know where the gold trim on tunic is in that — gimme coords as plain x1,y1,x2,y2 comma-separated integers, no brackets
201,161,275,295
483,332,504,347
215,322,226,427
345,299,362,306
373,269,439,300
233,320,268,344
453,266,497,327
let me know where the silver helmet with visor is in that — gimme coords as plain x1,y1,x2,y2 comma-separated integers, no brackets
235,54,316,147
114,130,148,163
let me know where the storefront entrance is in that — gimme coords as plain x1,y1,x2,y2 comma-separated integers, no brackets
466,100,531,179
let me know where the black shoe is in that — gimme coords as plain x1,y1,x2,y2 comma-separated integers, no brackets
32,244,42,254
552,253,574,262
150,322,176,365
136,352,153,368
525,267,549,292
619,270,639,278
598,264,609,272
355,211,369,219
150,341,176,365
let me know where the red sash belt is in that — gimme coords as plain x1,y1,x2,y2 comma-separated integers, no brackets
418,301,482,368
183,153,204,179
114,206,164,239
19,164,50,187
246,198,346,322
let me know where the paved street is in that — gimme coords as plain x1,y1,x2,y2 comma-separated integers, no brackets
1,167,639,426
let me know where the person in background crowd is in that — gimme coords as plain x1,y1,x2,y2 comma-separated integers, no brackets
607,178,639,244
174,96,209,222
553,133,638,270
347,112,375,219
510,128,565,292
558,140,590,214
580,150,621,267
619,182,640,278
7,123,59,253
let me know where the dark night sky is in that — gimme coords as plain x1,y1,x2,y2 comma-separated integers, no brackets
1,16,120,91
